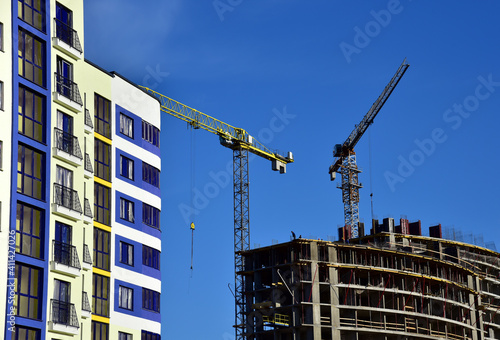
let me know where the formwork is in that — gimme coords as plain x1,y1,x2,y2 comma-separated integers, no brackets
239,218,500,340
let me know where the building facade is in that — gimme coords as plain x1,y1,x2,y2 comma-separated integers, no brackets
240,219,500,340
2,0,162,339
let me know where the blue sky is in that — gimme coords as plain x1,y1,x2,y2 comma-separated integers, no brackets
83,1,500,338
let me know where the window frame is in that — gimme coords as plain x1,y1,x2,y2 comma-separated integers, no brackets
119,332,133,340
92,320,109,340
142,203,160,230
16,203,43,259
94,93,111,138
120,155,134,180
142,288,160,313
92,274,110,317
94,182,111,226
0,81,3,110
18,86,45,143
142,245,160,270
15,263,42,319
118,285,134,311
18,0,45,31
12,325,41,340
120,113,134,139
142,120,160,148
119,241,134,266
119,198,135,223
94,138,111,181
0,22,3,52
141,330,161,340
93,228,110,271
18,29,45,87
17,144,44,200
142,162,160,188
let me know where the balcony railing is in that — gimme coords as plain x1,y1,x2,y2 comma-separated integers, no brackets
82,292,91,312
54,18,82,53
85,108,93,129
84,153,93,173
83,244,92,265
51,299,79,328
53,183,83,214
55,73,83,106
53,240,81,269
54,128,83,160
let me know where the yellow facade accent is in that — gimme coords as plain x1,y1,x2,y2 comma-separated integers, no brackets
94,176,112,188
92,315,110,324
94,132,112,145
93,267,111,277
94,221,112,232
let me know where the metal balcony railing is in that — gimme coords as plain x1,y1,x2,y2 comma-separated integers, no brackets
53,240,81,269
53,183,83,214
83,244,92,265
85,108,93,129
82,291,91,312
54,128,83,159
84,153,93,173
84,198,93,218
55,73,83,106
54,18,82,53
51,299,79,328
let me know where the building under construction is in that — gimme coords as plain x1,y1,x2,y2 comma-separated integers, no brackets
239,218,500,340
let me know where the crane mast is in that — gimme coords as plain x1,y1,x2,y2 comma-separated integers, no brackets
329,60,409,240
140,87,293,340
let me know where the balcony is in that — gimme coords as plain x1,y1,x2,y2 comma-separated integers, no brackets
51,240,81,277
52,18,83,59
53,73,83,112
84,153,93,178
83,198,93,224
84,108,94,134
52,183,83,221
53,128,83,166
49,299,79,335
82,244,92,270
82,292,91,318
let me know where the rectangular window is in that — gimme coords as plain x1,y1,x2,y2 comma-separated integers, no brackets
12,325,41,340
94,183,111,226
142,162,160,188
18,86,45,143
142,288,160,313
93,228,110,271
92,321,109,340
142,203,160,230
142,120,160,147
120,113,134,138
0,141,2,170
0,23,3,51
120,198,134,223
17,144,44,200
18,29,44,87
18,0,45,31
94,138,111,181
120,241,134,266
92,274,110,317
120,155,134,180
141,331,161,340
119,286,133,310
16,203,43,259
15,263,41,319
142,245,160,270
0,81,3,110
95,93,111,138
119,332,133,340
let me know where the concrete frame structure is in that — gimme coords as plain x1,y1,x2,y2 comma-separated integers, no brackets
240,219,500,340
2,0,162,339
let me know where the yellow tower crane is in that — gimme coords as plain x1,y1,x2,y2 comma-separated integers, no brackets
140,87,294,340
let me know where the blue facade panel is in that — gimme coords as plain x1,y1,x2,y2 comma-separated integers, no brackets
113,279,161,323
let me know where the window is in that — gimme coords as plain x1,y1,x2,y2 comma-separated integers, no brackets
119,241,134,266
142,203,160,230
119,332,133,340
119,286,133,310
94,183,111,226
17,144,44,200
142,288,160,313
92,321,109,340
18,0,45,31
15,263,41,319
141,331,160,340
120,155,134,180
93,228,110,271
16,203,43,259
0,141,2,170
120,198,134,223
18,86,45,143
53,279,70,302
142,120,160,147
142,162,160,188
94,139,111,181
11,325,41,340
0,81,3,110
0,23,3,51
143,245,160,270
18,29,44,86
55,3,74,45
92,274,110,317
120,113,134,138
95,94,111,138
